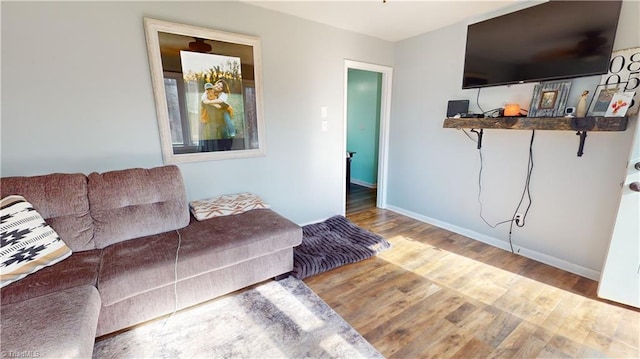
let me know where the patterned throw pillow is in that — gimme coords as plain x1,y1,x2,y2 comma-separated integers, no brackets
189,192,270,221
0,195,72,288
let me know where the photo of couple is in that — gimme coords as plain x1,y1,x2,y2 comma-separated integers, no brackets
199,80,237,151
180,51,245,152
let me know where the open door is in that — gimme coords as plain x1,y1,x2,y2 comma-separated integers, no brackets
598,118,640,308
347,69,381,190
343,60,393,213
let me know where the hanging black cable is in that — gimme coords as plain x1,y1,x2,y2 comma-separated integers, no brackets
507,130,535,252
462,128,536,253
476,88,485,114
476,146,514,228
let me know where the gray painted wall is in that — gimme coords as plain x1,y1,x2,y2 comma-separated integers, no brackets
0,1,393,224
387,0,639,277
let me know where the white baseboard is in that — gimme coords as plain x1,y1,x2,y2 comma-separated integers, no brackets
350,178,377,188
385,205,600,281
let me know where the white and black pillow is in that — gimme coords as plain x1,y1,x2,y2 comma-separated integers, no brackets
0,195,72,288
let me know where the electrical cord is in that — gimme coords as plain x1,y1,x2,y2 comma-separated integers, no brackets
476,146,515,228
463,128,514,228
163,229,182,326
483,108,502,117
512,130,535,227
476,88,486,114
461,128,477,143
463,128,536,253
507,130,535,252
475,89,503,117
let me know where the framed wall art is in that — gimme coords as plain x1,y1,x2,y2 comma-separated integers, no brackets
604,91,636,117
538,90,558,110
144,18,265,164
527,80,572,117
587,83,625,117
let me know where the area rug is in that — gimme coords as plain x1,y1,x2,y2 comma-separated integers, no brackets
293,215,391,279
92,276,382,359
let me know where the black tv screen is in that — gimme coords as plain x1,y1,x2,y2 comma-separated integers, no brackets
462,0,622,89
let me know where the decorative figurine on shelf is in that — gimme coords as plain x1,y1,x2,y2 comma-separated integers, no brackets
576,90,589,117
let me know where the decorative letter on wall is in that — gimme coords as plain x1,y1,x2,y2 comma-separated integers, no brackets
144,18,265,163
600,47,640,116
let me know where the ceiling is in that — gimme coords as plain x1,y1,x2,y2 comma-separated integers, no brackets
244,0,522,42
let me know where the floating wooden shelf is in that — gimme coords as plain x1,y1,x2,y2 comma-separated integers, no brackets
443,116,629,157
443,116,628,132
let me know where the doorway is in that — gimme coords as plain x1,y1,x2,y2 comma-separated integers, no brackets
343,60,393,214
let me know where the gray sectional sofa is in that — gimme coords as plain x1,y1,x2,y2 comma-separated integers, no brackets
0,165,302,358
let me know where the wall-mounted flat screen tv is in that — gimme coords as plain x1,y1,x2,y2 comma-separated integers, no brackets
462,0,622,89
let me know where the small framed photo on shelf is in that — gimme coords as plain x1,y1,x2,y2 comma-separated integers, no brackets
539,90,558,109
605,91,635,117
587,83,626,116
528,80,571,117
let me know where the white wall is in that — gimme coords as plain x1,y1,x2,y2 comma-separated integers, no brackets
387,0,640,278
0,1,393,224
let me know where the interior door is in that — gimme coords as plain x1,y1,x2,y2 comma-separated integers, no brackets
342,60,393,212
598,118,640,308
347,69,382,189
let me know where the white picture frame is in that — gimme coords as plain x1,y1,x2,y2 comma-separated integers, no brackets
587,83,625,117
144,18,266,164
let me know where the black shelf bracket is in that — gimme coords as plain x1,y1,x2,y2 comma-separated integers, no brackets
576,131,587,157
471,128,484,150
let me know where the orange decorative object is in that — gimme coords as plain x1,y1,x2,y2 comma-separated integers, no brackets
504,104,521,116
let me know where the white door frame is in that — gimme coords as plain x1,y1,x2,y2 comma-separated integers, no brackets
343,59,393,212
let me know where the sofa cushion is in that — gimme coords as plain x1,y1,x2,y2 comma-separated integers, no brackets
1,249,102,305
1,284,101,359
97,209,302,306
88,165,190,249
96,248,294,337
1,195,73,288
0,173,95,251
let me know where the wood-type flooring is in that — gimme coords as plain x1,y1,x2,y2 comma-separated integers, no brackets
305,184,639,358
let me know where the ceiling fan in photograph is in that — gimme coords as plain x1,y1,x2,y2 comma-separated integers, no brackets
160,35,214,56
187,37,212,53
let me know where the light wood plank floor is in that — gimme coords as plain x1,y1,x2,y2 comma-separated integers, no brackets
305,188,639,358
346,183,377,215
